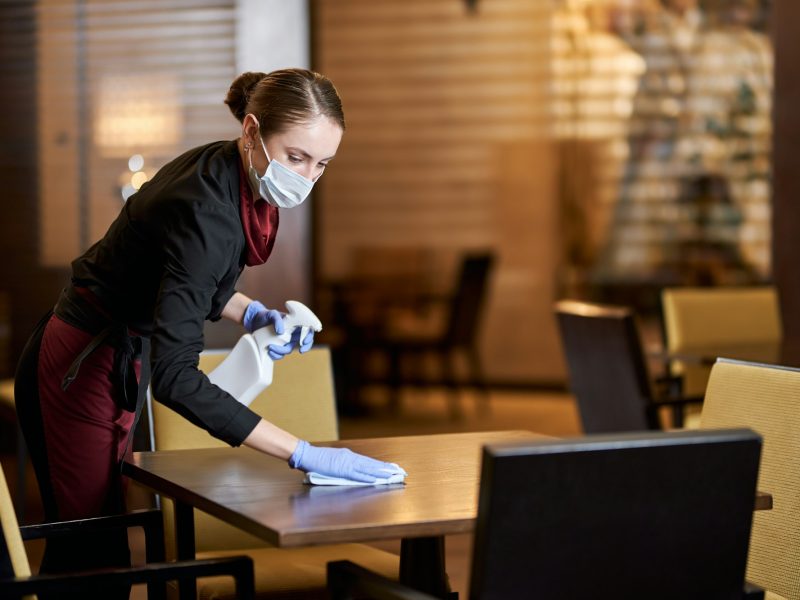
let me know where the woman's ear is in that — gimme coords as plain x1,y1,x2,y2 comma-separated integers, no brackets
242,113,260,146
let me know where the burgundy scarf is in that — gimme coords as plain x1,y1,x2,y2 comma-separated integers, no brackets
238,158,279,266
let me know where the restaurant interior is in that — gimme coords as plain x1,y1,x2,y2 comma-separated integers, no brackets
1,0,800,598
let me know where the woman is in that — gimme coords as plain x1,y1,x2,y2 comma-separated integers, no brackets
14,69,404,583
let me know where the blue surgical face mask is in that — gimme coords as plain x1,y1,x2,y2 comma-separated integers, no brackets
247,130,314,209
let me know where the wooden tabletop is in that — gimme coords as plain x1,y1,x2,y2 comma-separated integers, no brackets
124,430,541,547
648,342,782,367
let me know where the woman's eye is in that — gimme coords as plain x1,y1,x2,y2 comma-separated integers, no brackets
288,155,303,163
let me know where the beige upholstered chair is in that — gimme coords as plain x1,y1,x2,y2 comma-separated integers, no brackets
701,359,800,600
149,346,398,600
661,286,782,427
661,286,781,397
0,378,28,521
0,465,30,588
0,379,14,412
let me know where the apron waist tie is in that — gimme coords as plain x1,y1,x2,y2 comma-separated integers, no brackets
55,285,152,468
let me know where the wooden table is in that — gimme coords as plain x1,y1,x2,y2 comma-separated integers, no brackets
123,430,540,598
649,342,783,367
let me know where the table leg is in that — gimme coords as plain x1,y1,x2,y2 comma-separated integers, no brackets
400,536,457,598
174,500,197,600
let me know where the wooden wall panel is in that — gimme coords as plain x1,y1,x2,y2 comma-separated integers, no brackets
0,0,69,369
313,0,566,383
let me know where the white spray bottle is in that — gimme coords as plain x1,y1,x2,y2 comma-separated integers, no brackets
207,300,323,407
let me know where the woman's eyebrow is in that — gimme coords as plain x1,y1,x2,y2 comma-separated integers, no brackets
287,147,336,162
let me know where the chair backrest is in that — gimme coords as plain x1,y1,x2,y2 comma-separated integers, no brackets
152,346,338,451
471,428,761,600
661,286,782,396
150,346,338,555
555,299,658,432
0,465,31,580
701,359,800,600
445,253,495,346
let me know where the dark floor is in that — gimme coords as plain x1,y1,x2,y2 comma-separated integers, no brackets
2,385,581,598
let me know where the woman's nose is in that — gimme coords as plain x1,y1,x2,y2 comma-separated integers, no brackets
299,165,317,181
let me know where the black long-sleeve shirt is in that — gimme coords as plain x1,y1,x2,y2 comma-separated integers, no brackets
71,140,263,445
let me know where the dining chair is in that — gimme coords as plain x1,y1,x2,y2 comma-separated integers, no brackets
0,464,255,600
328,428,764,600
0,378,27,522
148,345,399,600
701,358,800,600
361,252,495,419
660,286,782,425
554,299,701,433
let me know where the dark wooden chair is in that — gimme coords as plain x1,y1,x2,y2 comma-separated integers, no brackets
554,299,701,433
363,252,495,419
0,465,255,600
328,428,764,600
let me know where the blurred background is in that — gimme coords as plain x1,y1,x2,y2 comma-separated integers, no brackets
0,0,797,415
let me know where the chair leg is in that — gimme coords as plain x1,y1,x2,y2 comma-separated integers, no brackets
671,404,685,428
411,350,426,388
388,348,402,414
467,347,491,417
338,343,367,416
439,350,462,421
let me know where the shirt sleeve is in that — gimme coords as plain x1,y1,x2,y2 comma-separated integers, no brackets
149,203,260,446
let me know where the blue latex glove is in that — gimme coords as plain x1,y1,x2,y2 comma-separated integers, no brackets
243,301,315,360
243,301,283,334
267,328,315,360
289,440,407,484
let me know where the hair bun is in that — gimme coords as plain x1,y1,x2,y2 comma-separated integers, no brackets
224,71,267,122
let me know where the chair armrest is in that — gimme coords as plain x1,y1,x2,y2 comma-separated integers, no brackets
328,560,437,600
650,393,704,428
646,347,712,366
20,508,165,563
0,555,255,600
755,491,772,511
743,580,764,599
651,395,704,408
653,373,683,389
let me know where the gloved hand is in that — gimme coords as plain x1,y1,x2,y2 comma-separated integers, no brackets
289,440,407,484
261,324,315,360
243,300,283,334
243,301,315,360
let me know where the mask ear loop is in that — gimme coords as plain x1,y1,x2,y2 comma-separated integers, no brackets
260,136,272,164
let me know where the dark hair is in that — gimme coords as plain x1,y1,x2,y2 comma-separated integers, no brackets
224,68,345,136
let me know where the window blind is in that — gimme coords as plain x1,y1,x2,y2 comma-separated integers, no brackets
37,0,238,265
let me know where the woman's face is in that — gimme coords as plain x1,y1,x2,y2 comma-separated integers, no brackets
244,115,343,182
